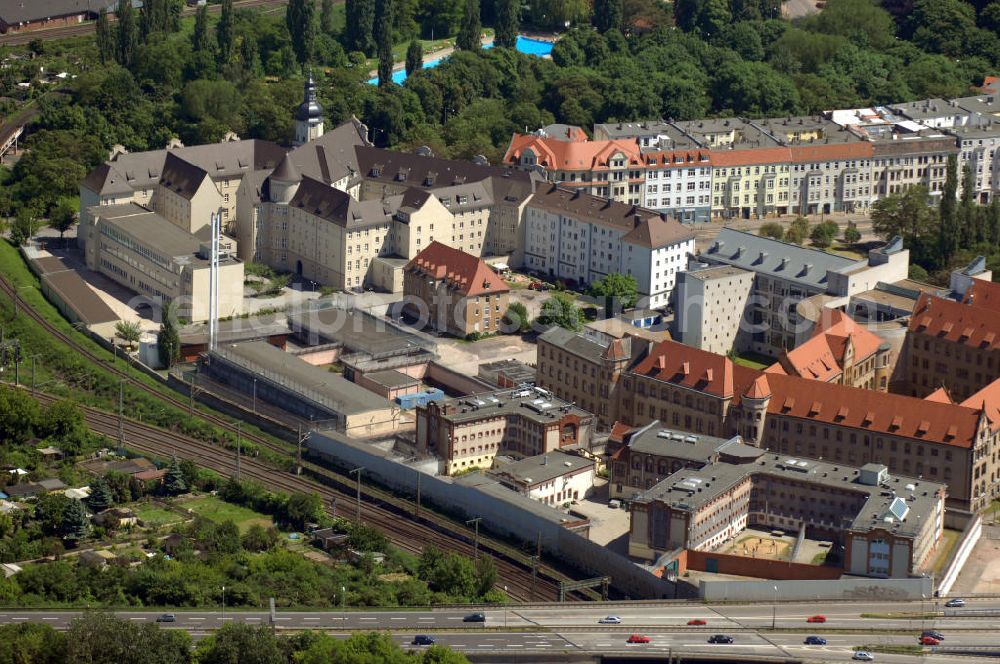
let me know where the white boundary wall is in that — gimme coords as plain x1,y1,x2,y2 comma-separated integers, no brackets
937,514,982,597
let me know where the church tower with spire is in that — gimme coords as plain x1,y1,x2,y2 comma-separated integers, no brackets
293,72,324,146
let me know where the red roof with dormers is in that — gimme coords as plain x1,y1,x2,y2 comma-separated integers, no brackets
406,242,509,298
503,134,643,171
765,372,985,448
962,279,1000,312
909,292,1000,351
632,339,758,398
769,310,886,382
961,379,1000,429
788,142,874,163
708,147,792,167
641,150,712,168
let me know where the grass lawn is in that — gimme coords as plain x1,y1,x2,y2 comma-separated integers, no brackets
181,495,273,533
827,243,866,260
927,528,961,576
732,352,774,370
134,503,183,527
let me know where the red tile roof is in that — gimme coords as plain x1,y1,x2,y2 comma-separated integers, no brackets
772,310,886,382
909,292,1000,351
503,134,643,171
632,339,758,398
609,421,633,444
709,147,792,167
924,387,954,404
789,142,874,163
406,242,509,298
983,76,1000,93
765,372,983,448
961,378,1000,429
962,279,1000,312
744,374,772,399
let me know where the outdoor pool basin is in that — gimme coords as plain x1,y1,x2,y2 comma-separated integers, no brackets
367,36,555,85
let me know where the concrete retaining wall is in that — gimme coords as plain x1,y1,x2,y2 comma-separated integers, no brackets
685,549,843,581
291,346,341,366
700,575,933,602
937,514,982,597
306,430,675,599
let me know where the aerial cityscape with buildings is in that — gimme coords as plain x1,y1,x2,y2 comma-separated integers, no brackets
5,0,1000,661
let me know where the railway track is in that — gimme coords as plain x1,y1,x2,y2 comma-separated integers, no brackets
0,0,291,45
0,273,583,601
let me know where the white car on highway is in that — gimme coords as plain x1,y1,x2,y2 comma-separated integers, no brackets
852,651,874,661
598,616,622,624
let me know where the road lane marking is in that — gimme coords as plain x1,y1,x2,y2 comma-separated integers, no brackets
189,618,204,621
390,617,405,621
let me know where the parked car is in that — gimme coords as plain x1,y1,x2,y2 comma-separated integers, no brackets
807,615,827,623
852,651,875,661
412,635,435,646
804,636,827,645
687,619,707,626
626,634,650,644
598,616,622,624
463,613,486,622
921,630,945,641
945,598,966,608
156,614,176,623
708,635,734,644
920,636,940,646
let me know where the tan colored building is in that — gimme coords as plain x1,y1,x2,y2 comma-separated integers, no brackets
403,241,510,337
904,291,1000,402
536,326,641,427
82,203,244,322
415,386,593,475
673,265,755,355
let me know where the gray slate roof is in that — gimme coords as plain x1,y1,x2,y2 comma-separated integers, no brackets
490,450,593,486
0,0,116,24
700,228,857,292
538,326,610,363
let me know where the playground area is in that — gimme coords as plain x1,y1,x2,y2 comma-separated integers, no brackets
722,532,793,561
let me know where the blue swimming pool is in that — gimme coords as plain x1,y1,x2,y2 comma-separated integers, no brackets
367,36,554,85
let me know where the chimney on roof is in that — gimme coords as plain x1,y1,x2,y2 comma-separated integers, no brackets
634,213,642,228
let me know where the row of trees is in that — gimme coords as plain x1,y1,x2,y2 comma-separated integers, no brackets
0,615,469,664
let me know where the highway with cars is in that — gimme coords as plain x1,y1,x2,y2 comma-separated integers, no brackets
2,597,999,661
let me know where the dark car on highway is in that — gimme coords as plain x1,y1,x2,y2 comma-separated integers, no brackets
412,635,435,646
804,636,827,645
708,635,734,644
463,613,486,622
156,614,176,623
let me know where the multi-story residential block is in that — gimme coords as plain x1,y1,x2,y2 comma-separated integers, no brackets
81,203,244,322
904,291,1000,401
673,265,755,355
628,442,945,579
403,241,510,337
414,386,593,475
687,228,908,357
607,420,743,499
523,184,695,307
536,326,642,426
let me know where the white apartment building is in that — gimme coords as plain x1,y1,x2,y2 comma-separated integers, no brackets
524,184,695,307
673,265,755,355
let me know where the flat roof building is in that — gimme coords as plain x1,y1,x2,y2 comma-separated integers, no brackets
488,449,595,507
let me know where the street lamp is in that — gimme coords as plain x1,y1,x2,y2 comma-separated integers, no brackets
771,584,778,630
252,378,257,414
222,585,226,621
503,586,508,629
341,585,347,625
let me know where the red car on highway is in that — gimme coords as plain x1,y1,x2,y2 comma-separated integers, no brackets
920,636,941,646
627,634,651,644
806,615,827,623
687,619,707,625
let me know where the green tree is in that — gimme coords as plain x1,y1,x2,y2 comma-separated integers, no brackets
376,0,395,87
48,200,77,242
66,613,191,664
673,0,700,31
809,220,838,248
697,0,730,39
871,185,936,249
239,33,263,79
284,491,323,529
61,499,89,543
959,163,976,246
87,478,115,512
759,221,784,240
157,312,181,369
939,153,958,263
10,207,42,246
216,0,236,64
242,524,279,552
785,216,810,245
0,623,66,664
405,39,424,76
192,5,212,53
457,0,482,50
196,624,284,664
96,9,116,65
501,301,530,333
593,0,623,33
288,0,320,64
116,0,138,68
0,387,40,444
164,457,188,495
494,0,519,48
588,273,638,313
40,399,86,444
346,0,376,55
537,293,584,331
843,225,861,244
474,555,497,597
114,320,142,350
321,0,337,34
